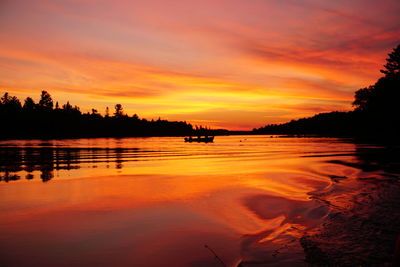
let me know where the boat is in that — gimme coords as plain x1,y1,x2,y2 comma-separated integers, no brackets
184,136,214,143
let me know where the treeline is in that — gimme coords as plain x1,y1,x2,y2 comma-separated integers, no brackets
253,44,400,140
253,111,365,136
0,91,204,139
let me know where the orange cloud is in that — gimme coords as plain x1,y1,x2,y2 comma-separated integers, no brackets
0,0,399,129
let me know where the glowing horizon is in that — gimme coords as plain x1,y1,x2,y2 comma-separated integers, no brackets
1,0,399,130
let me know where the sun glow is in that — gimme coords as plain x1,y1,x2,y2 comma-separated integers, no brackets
1,0,399,130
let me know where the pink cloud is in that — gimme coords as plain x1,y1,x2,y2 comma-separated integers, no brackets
0,0,399,129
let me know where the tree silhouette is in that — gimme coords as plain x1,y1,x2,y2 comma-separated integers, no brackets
353,44,400,113
63,101,72,111
380,44,400,75
1,92,10,103
353,86,373,112
114,104,123,117
255,43,400,140
38,90,53,110
1,92,21,111
23,97,36,110
0,90,198,139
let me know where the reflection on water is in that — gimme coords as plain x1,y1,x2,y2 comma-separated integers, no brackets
0,136,398,266
0,137,357,184
0,146,143,182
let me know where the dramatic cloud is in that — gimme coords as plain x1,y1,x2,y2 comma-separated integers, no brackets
0,0,399,129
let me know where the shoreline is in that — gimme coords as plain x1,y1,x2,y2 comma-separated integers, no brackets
238,145,400,266
301,173,400,266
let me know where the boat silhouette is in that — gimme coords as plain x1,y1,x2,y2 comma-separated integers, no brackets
184,136,214,143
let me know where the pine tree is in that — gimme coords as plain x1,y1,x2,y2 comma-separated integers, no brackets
380,44,400,75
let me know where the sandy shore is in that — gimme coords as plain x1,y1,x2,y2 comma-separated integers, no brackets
238,145,400,266
301,174,400,266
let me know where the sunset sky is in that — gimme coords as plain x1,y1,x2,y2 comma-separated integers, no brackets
1,0,399,130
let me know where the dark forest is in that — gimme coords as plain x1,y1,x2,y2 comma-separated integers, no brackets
0,91,210,139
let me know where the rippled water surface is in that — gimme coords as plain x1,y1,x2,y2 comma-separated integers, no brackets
0,136,397,266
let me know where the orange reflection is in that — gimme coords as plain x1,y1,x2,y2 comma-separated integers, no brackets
0,136,361,266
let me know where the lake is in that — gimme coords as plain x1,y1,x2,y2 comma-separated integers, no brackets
0,136,399,266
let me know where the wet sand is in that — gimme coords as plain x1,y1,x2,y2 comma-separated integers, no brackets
239,145,400,266
301,162,400,266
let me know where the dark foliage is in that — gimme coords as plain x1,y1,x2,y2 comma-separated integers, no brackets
0,91,199,139
254,44,400,140
253,111,362,136
380,44,400,75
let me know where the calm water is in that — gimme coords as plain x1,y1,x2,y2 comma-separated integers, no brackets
0,136,397,266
